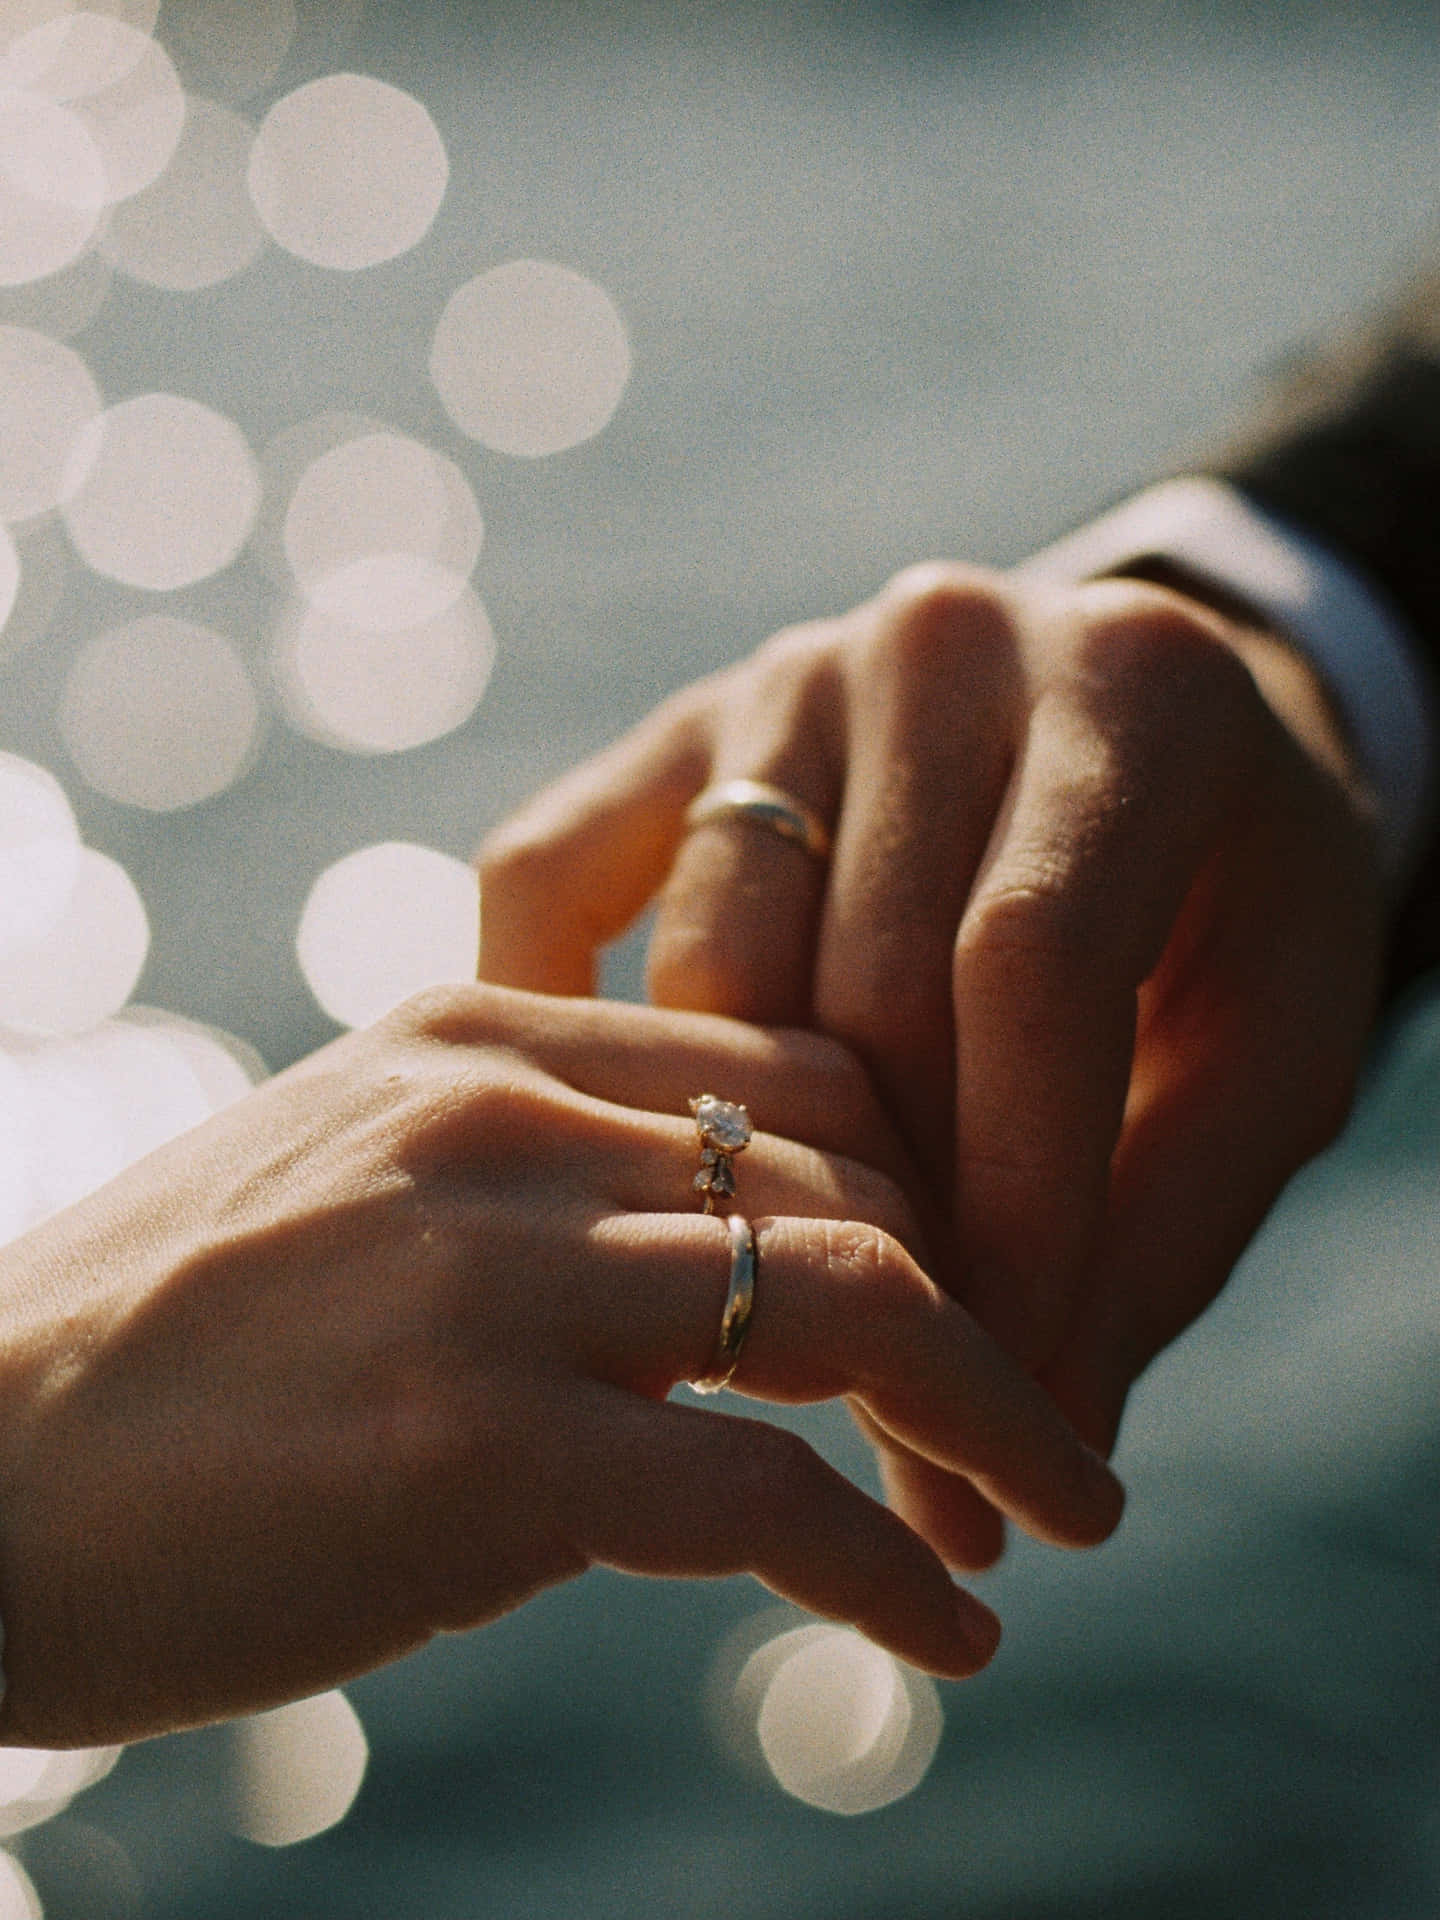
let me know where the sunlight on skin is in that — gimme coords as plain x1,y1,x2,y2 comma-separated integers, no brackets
0,0,766,1870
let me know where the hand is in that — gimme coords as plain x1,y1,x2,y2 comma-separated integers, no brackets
477,564,1383,1514
0,984,1121,1747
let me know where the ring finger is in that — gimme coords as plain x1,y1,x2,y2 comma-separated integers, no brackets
579,1208,1125,1553
646,629,846,1024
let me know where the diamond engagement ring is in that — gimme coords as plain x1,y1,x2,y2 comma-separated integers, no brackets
689,1212,758,1394
684,779,832,861
689,1093,752,1214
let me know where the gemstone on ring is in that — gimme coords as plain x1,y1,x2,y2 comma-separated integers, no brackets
690,1094,752,1213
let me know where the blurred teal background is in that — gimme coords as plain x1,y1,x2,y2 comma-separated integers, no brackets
2,1,1439,1913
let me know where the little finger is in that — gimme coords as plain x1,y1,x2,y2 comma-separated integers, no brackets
565,1385,1001,1678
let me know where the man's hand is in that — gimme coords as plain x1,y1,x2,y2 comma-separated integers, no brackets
478,565,1384,1541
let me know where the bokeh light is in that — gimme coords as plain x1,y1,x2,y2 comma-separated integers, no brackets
0,246,113,338
252,410,381,589
0,1850,40,1920
100,96,266,291
0,1048,32,1242
0,527,16,634
1,1,161,37
0,754,80,957
0,521,70,659
3,15,185,206
0,324,101,522
247,74,447,271
734,1624,943,1816
0,1745,122,1840
430,258,632,457
228,1691,368,1848
0,1755,47,1810
276,586,495,754
297,841,479,1027
17,1021,193,1219
60,616,260,810
0,8,157,94
118,1005,266,1109
2,13,134,92
7,1009,263,1229
272,426,491,752
0,846,148,1036
61,393,260,590
158,0,298,105
282,429,482,627
0,86,107,285
11,1816,141,1918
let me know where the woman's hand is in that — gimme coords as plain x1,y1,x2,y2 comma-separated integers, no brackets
477,565,1383,1513
0,984,1121,1748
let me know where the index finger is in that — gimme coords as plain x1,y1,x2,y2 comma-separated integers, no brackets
477,684,713,993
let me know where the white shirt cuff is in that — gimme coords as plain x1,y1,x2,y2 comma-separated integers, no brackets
1015,476,1436,888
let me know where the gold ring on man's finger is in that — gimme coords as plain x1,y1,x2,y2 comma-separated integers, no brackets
684,779,832,861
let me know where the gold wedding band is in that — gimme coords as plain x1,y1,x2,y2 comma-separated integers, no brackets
689,1212,758,1394
684,779,832,861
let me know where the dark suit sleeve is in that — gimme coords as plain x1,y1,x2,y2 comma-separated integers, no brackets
1208,270,1440,994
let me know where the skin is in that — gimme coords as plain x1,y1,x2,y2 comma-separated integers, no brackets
478,564,1383,1563
0,984,1121,1749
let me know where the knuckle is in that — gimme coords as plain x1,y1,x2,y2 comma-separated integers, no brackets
387,981,488,1042
884,558,1005,613
956,874,1088,982
878,562,1017,677
1071,592,1265,741
456,1070,569,1153
751,616,845,677
818,1217,937,1322
726,625,847,766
